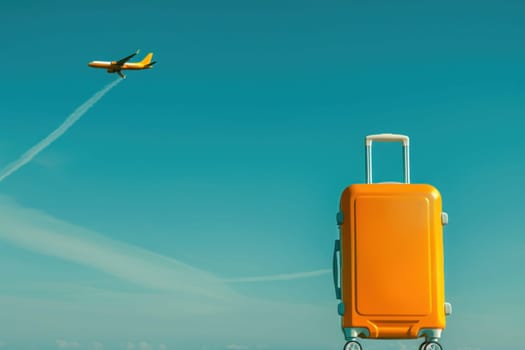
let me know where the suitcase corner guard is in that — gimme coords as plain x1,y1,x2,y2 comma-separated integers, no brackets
343,327,370,340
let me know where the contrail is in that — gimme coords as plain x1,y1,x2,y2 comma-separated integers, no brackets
0,78,122,182
223,269,331,282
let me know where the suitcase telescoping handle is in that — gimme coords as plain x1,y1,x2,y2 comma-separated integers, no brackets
365,133,410,184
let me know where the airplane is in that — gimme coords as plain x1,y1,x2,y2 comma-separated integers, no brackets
88,50,156,78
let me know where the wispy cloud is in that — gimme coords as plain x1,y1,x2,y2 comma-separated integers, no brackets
139,341,152,350
0,78,121,183
223,269,331,282
0,195,330,298
127,342,167,350
0,195,235,300
56,339,81,349
226,345,249,350
91,341,104,350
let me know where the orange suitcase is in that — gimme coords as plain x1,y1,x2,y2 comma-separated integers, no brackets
333,134,451,350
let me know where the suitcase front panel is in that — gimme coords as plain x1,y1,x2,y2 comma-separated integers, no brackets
355,195,432,316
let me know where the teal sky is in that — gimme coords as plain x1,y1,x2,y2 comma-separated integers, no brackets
0,1,524,350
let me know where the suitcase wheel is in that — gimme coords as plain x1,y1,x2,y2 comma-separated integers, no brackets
420,342,442,350
343,340,362,350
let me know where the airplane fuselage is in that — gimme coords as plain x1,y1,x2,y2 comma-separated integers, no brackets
88,61,152,71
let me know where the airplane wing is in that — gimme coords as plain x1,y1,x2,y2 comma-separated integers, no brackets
115,49,140,66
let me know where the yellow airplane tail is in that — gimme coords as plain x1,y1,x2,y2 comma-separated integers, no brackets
140,53,154,65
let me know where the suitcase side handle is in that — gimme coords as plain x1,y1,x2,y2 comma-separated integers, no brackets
333,239,341,300
365,133,410,184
